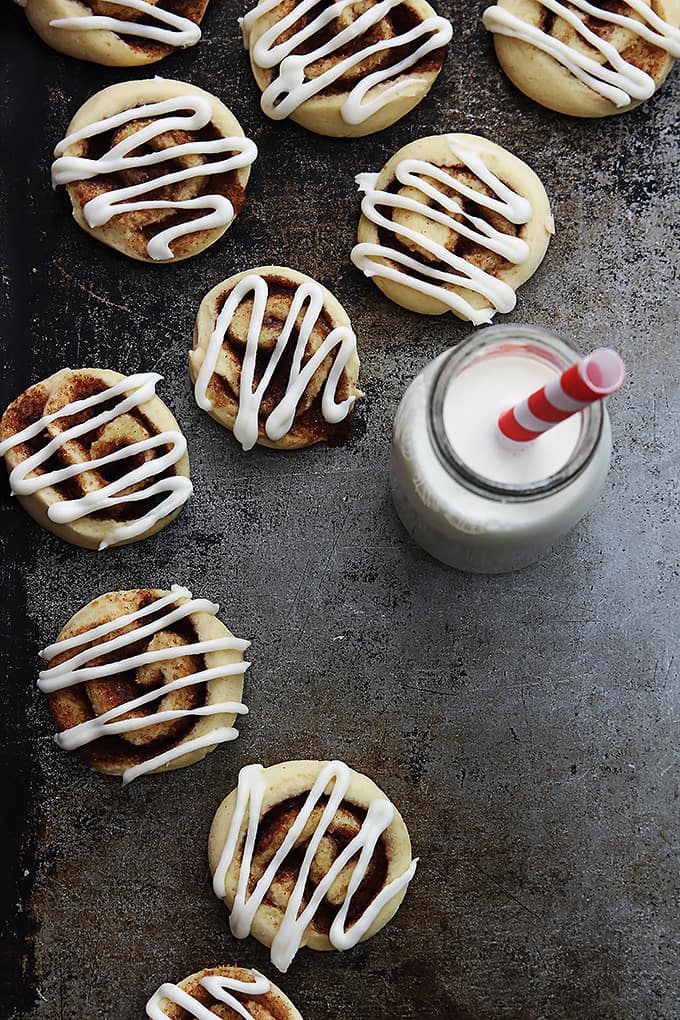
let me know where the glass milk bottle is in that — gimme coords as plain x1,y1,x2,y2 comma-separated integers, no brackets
390,325,613,574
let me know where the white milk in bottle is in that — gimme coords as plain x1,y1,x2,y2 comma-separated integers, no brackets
390,325,613,573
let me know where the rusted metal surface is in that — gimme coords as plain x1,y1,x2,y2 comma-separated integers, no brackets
1,3,679,1018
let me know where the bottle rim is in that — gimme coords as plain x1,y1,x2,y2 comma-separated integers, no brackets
428,324,605,502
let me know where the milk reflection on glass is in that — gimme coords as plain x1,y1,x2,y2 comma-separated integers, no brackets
390,326,613,573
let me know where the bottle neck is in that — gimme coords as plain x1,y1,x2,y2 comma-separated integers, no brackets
428,325,604,503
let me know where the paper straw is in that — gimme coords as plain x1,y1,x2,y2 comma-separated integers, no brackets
497,348,626,443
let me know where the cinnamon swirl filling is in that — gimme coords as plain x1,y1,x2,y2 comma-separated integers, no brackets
191,268,361,451
255,0,448,89
51,82,257,262
146,966,302,1020
243,0,452,133
210,760,417,972
352,134,554,322
50,0,207,56
379,164,524,278
247,793,390,934
23,0,209,66
483,0,680,110
0,369,192,549
39,587,249,782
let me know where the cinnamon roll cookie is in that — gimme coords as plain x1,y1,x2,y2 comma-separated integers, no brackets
51,78,257,262
146,966,302,1019
242,0,453,137
483,0,680,117
0,368,191,549
351,133,554,323
39,586,249,784
190,267,362,451
22,0,207,65
209,760,418,972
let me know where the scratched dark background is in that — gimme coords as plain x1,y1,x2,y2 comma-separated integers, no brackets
1,3,679,1019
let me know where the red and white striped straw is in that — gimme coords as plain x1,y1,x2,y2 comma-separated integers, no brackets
497,348,626,444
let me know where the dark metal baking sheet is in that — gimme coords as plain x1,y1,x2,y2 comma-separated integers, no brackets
1,3,679,1018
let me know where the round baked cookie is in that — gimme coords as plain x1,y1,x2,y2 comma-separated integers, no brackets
483,0,680,117
242,0,453,137
39,586,249,784
209,760,417,973
51,78,257,263
0,368,192,550
146,966,302,1019
352,132,554,323
190,266,362,451
23,0,208,66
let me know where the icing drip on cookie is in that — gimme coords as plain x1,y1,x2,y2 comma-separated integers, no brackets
212,760,418,973
483,0,680,106
147,971,270,1020
147,966,269,1015
351,136,532,324
193,274,358,451
0,372,192,549
39,586,250,785
51,93,257,261
49,0,202,47
241,0,453,125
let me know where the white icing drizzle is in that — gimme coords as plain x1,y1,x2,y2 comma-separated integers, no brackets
39,585,250,785
241,0,453,125
194,273,358,451
0,372,192,550
351,136,533,325
51,93,258,261
212,760,418,973
483,0,680,107
49,0,202,47
146,971,270,1020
